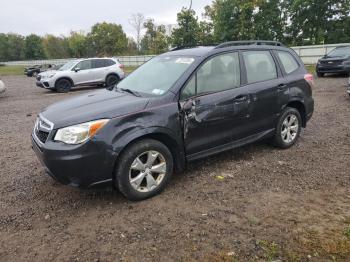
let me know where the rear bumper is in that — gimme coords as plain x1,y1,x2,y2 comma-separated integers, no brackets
305,97,314,123
31,134,116,189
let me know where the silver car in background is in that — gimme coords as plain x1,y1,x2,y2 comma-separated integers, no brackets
36,57,125,92
347,77,350,96
0,78,6,94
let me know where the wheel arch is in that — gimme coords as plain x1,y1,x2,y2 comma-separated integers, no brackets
286,100,306,127
112,130,186,181
105,73,120,82
55,77,74,87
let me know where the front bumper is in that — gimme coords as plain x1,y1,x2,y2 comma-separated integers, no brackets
31,133,116,189
316,64,350,74
36,78,55,89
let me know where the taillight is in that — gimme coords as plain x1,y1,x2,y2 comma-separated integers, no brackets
304,73,314,88
119,64,125,69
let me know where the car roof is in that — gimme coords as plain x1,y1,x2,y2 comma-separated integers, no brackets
163,41,293,58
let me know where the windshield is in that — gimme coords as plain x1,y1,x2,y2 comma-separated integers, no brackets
327,47,350,57
58,61,77,71
117,56,195,96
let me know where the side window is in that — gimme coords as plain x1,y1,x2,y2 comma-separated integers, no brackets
243,51,277,84
181,52,240,100
92,59,107,69
75,60,92,70
106,59,116,66
197,52,240,95
181,76,196,100
277,51,299,74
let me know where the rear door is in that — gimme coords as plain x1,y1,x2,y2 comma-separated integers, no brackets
92,59,109,82
234,50,285,139
180,52,252,157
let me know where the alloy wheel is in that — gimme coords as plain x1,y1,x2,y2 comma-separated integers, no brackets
129,151,167,193
281,114,299,143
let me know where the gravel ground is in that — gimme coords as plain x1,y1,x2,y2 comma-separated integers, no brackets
0,76,349,262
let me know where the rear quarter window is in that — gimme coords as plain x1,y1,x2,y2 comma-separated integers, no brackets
277,51,299,74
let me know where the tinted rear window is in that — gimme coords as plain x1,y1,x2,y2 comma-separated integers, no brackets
277,51,299,74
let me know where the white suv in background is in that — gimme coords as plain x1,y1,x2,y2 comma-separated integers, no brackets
36,58,125,92
0,78,6,94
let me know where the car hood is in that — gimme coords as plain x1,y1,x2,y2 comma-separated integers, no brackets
320,55,349,61
41,89,150,129
39,70,58,76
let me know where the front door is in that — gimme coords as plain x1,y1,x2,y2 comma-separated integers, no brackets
71,60,95,85
180,52,251,157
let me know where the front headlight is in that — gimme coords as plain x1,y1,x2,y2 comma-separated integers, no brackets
54,119,109,145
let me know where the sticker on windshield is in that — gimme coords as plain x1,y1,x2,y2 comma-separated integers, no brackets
152,89,165,95
175,58,195,64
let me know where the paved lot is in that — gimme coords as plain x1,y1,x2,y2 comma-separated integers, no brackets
0,76,350,261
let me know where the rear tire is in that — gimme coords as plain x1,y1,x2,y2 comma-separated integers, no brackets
55,79,72,93
273,107,302,149
115,139,173,201
105,74,120,87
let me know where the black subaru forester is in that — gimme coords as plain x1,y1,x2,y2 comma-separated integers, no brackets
32,41,314,201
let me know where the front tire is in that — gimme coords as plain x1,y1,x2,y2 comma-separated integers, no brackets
55,79,72,93
317,72,324,77
115,139,173,201
273,107,302,149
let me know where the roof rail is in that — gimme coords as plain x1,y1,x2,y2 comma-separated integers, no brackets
214,40,284,49
170,44,218,52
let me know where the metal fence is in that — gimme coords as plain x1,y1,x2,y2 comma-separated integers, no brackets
2,43,350,66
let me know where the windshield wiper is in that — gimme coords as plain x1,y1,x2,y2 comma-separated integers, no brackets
120,88,141,97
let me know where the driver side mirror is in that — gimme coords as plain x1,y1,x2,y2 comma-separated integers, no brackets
74,68,81,72
181,99,196,113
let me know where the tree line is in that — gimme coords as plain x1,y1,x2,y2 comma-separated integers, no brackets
0,0,349,62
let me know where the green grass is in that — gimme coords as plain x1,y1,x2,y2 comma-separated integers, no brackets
0,65,137,76
305,64,316,74
0,65,26,76
124,66,137,74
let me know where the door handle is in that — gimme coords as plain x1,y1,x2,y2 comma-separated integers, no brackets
233,95,248,103
278,84,287,90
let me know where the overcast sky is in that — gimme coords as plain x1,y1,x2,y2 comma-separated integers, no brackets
1,0,213,38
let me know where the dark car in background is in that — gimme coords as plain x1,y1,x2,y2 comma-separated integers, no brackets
316,46,350,77
25,64,53,77
32,41,314,201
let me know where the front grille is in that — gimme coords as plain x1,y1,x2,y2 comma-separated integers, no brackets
321,60,343,66
36,75,41,81
33,116,53,144
35,129,49,144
